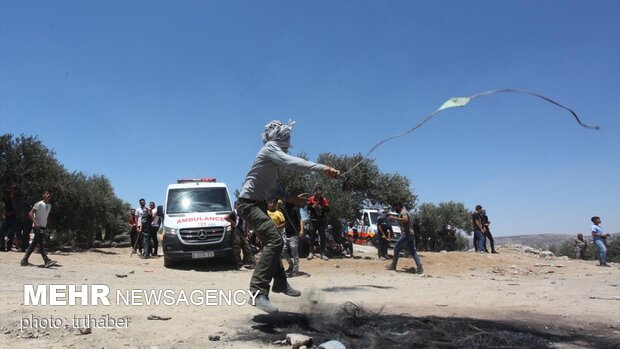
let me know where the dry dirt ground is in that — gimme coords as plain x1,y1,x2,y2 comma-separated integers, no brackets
0,245,618,349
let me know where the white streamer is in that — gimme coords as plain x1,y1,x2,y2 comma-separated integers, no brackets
339,88,599,178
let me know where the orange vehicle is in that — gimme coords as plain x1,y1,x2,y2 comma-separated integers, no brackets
348,209,401,245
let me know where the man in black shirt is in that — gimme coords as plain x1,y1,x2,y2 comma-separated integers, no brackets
226,204,255,270
472,205,486,253
481,209,497,254
1,190,15,252
375,210,392,260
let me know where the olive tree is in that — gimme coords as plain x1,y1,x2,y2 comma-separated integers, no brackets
279,152,417,232
1,134,130,247
414,201,471,251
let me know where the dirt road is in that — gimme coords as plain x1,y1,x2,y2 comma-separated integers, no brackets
1,245,618,348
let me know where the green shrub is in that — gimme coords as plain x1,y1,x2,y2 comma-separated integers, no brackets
552,235,618,262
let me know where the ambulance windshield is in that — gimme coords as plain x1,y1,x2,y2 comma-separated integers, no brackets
166,187,231,214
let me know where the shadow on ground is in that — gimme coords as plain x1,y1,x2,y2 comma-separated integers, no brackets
165,257,237,272
236,302,616,349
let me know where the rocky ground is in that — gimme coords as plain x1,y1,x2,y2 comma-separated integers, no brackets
0,244,618,348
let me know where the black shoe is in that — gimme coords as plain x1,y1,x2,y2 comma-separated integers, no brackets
599,263,611,267
252,294,278,313
44,260,57,268
492,251,499,254
20,259,29,266
385,264,396,271
416,266,425,274
272,283,301,297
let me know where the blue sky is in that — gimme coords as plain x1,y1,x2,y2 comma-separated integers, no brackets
1,0,618,236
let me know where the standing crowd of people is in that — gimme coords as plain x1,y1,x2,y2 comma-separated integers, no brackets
260,185,356,279
129,198,163,258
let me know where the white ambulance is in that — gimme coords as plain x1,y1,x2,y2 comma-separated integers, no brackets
161,178,234,268
349,209,401,244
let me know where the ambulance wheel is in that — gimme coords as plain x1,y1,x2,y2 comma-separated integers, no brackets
164,256,175,268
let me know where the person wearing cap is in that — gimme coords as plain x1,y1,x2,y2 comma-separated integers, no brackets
237,120,340,313
472,205,486,253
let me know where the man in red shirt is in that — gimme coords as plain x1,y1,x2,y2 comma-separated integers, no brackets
128,208,141,254
307,186,330,260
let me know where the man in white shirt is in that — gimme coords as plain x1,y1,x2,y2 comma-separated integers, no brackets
21,190,56,268
135,198,151,257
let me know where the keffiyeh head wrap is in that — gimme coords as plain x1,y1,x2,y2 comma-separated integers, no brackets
262,119,295,150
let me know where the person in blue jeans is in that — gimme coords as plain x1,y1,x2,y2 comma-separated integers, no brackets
472,205,486,253
386,203,424,274
375,210,392,260
136,199,151,258
591,216,610,267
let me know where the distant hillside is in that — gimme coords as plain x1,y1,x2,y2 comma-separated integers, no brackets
495,234,575,250
495,233,619,250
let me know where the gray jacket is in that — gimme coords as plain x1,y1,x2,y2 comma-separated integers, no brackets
239,141,326,201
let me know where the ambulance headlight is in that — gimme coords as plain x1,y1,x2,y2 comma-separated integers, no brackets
164,227,178,235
